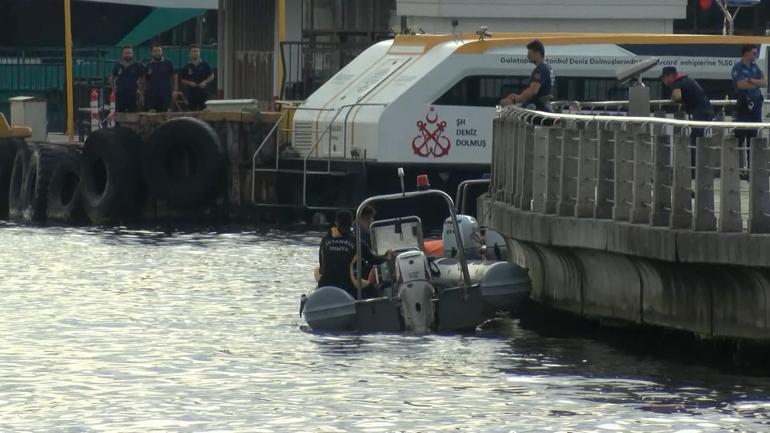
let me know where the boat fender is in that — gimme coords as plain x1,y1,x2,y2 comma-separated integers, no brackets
47,150,86,224
21,145,63,224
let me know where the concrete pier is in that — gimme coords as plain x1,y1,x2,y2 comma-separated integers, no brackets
485,107,770,341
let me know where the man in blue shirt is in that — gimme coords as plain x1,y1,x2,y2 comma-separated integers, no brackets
144,43,178,112
179,45,215,111
661,66,714,174
111,46,144,113
732,44,767,165
500,39,555,113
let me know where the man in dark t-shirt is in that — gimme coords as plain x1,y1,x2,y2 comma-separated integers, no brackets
501,39,555,112
111,46,144,113
661,66,714,176
179,45,215,111
144,44,177,112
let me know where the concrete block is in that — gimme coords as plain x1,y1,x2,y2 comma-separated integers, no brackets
675,232,762,267
637,259,711,335
575,250,642,323
550,217,609,250
530,244,582,314
711,268,770,339
512,241,545,301
606,224,677,261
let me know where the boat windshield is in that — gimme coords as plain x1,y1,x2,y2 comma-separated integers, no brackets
370,216,424,256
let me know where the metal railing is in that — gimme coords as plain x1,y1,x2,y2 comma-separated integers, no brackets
491,105,770,233
301,103,387,210
250,102,388,210
280,41,369,100
551,99,741,116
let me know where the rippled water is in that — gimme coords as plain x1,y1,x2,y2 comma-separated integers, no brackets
1,224,769,432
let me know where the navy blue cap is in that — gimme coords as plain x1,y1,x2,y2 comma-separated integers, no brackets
659,66,677,79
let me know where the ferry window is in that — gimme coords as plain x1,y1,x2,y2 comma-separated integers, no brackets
434,75,668,106
433,75,528,107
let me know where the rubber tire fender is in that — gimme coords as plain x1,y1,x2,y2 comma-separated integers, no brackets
20,145,62,224
142,117,224,208
0,138,23,219
81,128,143,224
47,149,86,224
7,142,34,222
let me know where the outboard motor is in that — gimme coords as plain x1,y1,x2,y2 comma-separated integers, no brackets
481,228,509,261
394,250,435,333
442,215,482,259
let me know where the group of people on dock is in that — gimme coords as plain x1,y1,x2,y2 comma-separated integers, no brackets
111,43,215,114
501,39,766,171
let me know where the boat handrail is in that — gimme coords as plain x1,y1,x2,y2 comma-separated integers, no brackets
354,189,473,300
455,179,491,216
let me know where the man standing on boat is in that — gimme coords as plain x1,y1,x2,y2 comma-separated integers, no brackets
500,39,555,113
732,44,766,168
660,66,714,173
317,210,391,299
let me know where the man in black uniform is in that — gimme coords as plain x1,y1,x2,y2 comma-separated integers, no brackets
501,39,555,112
111,46,144,113
179,45,215,111
660,66,714,173
144,43,177,112
318,210,391,298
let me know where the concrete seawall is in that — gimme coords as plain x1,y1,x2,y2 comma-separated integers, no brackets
485,106,770,341
501,223,770,340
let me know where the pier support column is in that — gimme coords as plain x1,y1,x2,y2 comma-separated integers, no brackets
631,131,653,224
575,126,598,218
749,137,770,234
694,135,718,231
719,135,743,233
531,126,549,213
544,128,562,215
595,126,615,219
505,121,518,205
557,125,579,217
613,128,633,221
651,133,672,227
670,134,693,229
516,124,535,210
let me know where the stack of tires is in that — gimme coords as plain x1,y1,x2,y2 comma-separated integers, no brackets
0,117,224,226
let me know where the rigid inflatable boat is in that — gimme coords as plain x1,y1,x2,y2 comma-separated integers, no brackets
300,175,530,333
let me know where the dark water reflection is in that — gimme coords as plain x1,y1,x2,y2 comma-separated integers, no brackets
0,224,769,432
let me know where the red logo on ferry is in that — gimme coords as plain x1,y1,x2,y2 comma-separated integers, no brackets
412,107,451,158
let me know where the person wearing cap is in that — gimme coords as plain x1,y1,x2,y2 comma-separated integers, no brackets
660,66,714,173
500,39,555,112
732,44,766,167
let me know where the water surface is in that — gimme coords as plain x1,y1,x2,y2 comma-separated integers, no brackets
0,224,769,432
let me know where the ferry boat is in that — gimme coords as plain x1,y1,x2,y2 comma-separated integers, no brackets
256,32,770,215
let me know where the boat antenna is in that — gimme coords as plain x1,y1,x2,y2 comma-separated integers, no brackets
398,167,405,196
